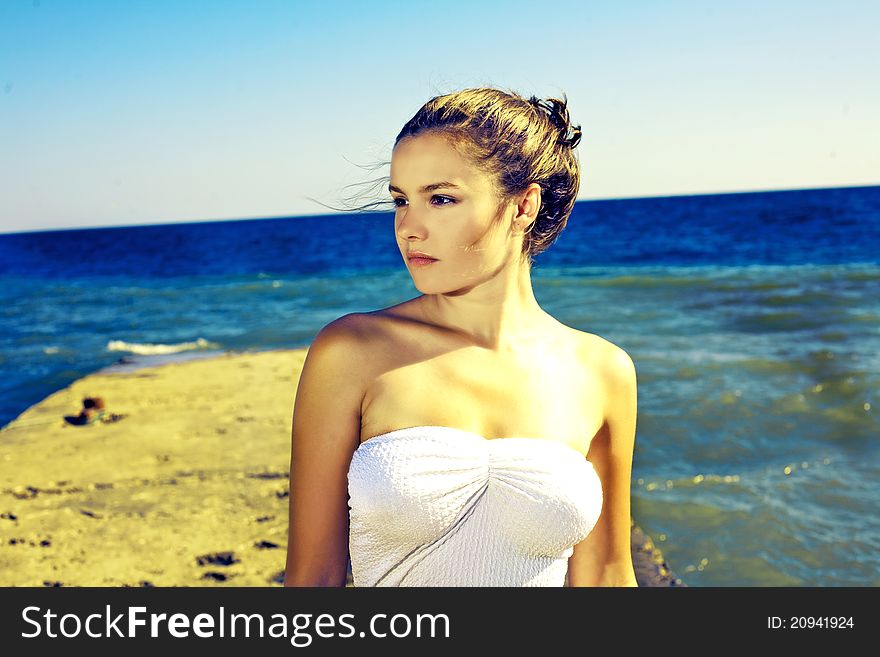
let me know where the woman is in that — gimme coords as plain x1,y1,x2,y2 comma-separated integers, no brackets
284,87,638,587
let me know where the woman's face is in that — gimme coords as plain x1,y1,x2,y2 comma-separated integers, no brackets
389,132,515,294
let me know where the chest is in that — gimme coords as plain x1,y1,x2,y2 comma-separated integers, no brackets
359,340,605,454
348,431,605,559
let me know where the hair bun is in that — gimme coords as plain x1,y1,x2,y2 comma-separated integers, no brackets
527,94,582,149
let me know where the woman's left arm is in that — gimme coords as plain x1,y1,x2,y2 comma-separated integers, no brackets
567,343,639,587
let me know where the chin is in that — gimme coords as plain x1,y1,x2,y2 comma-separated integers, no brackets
407,275,443,294
411,280,440,295
411,278,477,297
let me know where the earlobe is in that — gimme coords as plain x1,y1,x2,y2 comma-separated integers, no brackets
512,212,534,235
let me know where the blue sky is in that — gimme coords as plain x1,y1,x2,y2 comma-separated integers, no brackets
0,0,877,233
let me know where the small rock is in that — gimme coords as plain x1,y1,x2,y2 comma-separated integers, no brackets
247,472,287,480
196,551,239,567
12,486,38,500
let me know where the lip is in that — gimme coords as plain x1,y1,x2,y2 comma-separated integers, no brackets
406,251,437,262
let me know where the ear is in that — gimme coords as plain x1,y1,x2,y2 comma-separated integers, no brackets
513,183,542,233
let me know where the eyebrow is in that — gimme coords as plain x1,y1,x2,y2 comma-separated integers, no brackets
388,181,462,194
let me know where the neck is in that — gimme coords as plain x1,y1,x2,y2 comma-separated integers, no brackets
422,257,549,354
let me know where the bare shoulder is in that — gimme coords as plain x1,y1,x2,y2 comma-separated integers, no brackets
311,312,372,348
565,327,637,396
314,301,417,343
313,311,376,339
597,336,637,389
305,313,381,378
306,310,400,379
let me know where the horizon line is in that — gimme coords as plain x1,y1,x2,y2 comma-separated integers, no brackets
2,182,877,237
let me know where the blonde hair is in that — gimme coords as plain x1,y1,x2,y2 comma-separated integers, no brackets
394,87,582,266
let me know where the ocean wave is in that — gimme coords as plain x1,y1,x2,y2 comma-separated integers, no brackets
106,337,219,355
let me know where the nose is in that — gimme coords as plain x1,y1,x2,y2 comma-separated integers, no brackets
394,205,428,242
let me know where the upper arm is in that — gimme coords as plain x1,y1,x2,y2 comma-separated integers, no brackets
284,314,368,586
567,342,639,587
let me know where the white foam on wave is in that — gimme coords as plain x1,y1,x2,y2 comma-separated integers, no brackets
106,337,219,355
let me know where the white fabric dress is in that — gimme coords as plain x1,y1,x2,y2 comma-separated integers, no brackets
347,425,603,587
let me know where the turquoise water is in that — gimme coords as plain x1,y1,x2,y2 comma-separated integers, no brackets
537,264,879,586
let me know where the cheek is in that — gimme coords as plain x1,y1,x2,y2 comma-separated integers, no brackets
435,230,480,263
451,208,499,252
457,217,505,258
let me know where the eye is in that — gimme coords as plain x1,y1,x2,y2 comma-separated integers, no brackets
391,195,455,208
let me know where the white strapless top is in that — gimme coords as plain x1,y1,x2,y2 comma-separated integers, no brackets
347,425,603,587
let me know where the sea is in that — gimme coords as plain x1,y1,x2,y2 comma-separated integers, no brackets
1,184,878,587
